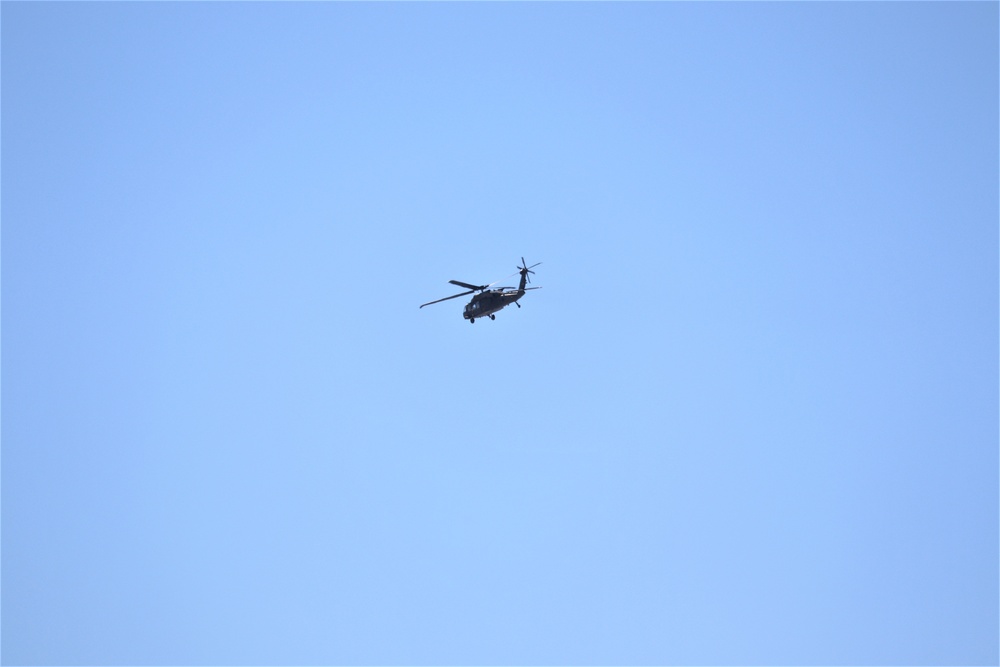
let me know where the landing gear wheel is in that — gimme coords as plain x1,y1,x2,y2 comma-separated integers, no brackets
470,318,475,324
489,314,495,320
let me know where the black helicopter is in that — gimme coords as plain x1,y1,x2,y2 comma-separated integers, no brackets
420,258,542,323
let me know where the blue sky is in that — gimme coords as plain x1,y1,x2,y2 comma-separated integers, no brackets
2,2,997,665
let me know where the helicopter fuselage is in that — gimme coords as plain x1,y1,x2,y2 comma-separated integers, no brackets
463,289,524,322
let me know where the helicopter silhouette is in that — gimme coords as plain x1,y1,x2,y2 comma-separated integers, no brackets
420,257,542,323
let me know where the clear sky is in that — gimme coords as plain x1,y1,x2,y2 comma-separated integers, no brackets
2,2,997,665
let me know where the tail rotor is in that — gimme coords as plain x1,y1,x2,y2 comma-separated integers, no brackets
518,256,541,284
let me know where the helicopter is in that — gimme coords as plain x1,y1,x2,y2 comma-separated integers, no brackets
420,257,542,323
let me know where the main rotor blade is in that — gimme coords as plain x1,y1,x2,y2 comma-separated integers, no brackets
420,289,474,308
449,280,486,291
475,271,520,291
